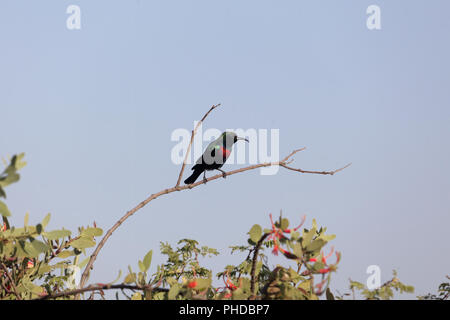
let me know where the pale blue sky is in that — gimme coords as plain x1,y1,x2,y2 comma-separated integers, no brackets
1,1,449,299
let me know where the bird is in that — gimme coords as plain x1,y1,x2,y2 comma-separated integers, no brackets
184,131,249,184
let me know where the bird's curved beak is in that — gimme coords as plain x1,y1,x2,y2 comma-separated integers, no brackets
237,137,249,143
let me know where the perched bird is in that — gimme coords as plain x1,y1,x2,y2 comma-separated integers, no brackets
184,131,249,184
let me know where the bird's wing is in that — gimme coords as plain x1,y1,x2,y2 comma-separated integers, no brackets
195,138,222,165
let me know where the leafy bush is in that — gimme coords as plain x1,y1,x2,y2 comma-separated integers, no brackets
1,153,432,300
1,154,102,299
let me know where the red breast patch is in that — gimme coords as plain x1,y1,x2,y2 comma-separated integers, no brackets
221,146,231,158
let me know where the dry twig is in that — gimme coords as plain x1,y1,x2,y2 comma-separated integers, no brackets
0,263,21,300
36,283,168,300
249,233,270,298
175,103,221,187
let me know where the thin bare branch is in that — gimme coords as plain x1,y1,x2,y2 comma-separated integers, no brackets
175,103,221,187
249,233,270,298
281,148,306,162
36,283,168,300
280,162,352,176
79,146,349,289
0,263,21,300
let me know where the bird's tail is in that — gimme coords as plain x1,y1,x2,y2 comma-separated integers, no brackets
184,166,204,184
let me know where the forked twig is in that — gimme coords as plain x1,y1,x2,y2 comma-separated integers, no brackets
175,103,221,187
36,283,168,300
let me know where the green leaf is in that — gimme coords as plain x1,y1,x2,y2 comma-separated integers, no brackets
194,278,212,291
124,273,136,284
143,250,153,271
255,261,263,278
312,219,317,230
292,242,303,258
57,250,75,259
350,280,365,290
318,234,336,242
24,212,29,227
248,224,262,243
109,270,122,285
405,285,414,293
70,237,96,249
14,153,27,170
44,229,72,240
37,264,52,276
42,213,51,229
166,277,177,286
280,218,289,231
30,239,50,254
81,227,103,237
0,200,11,217
131,292,142,300
301,226,317,247
326,288,335,300
305,239,326,253
36,223,43,234
232,288,248,300
152,292,166,300
290,231,300,240
168,283,181,300
0,171,20,188
21,242,39,257
21,277,38,293
298,280,311,293
0,186,6,199
77,257,90,269
138,260,146,273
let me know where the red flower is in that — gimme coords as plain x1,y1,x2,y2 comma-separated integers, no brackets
310,247,335,265
283,215,306,234
312,248,340,275
322,247,334,264
26,258,35,269
187,280,197,288
314,277,328,295
278,246,298,259
267,214,308,259
335,251,341,264
215,272,241,298
269,214,284,240
225,278,237,290
272,242,279,256
222,271,238,291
